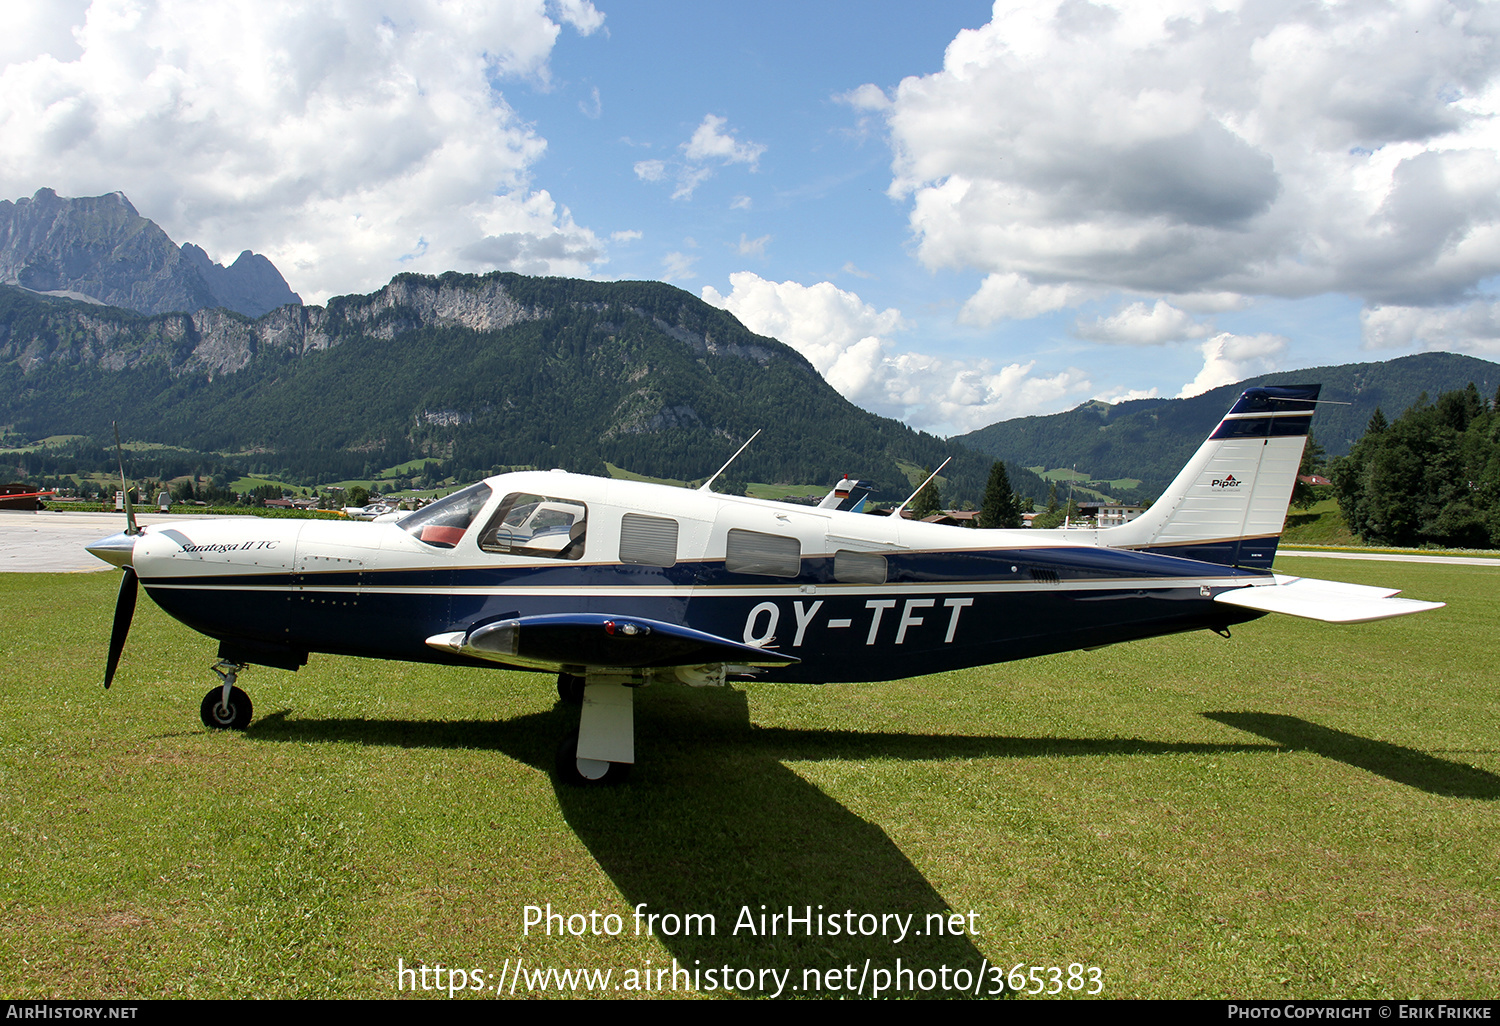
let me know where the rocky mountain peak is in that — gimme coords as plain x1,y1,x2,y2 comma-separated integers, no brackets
0,187,300,318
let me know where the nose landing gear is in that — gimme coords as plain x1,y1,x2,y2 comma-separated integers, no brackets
200,660,253,730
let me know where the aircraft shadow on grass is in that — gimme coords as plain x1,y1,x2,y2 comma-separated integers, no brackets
1205,712,1500,800
247,687,1304,993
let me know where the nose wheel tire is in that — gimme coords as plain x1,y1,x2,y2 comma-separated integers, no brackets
200,686,253,730
555,730,630,786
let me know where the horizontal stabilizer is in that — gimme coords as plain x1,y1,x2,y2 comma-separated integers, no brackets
427,613,801,672
1213,575,1445,624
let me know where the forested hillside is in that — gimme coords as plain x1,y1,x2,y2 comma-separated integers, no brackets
0,273,1043,505
956,353,1500,497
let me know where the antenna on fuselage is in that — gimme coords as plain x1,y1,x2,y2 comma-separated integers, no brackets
890,456,951,519
113,422,140,537
698,429,761,493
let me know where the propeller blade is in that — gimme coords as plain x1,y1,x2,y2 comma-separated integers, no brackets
105,567,137,690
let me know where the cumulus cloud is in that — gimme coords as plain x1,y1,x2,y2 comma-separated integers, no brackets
1361,302,1500,355
703,271,1092,433
1074,300,1212,344
1177,332,1289,398
870,0,1500,330
958,272,1095,324
1093,386,1161,404
0,0,605,302
684,114,765,167
636,114,766,200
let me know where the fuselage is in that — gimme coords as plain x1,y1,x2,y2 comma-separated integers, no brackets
126,470,1271,683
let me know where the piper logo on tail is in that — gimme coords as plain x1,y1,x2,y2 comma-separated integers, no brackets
1210,474,1241,489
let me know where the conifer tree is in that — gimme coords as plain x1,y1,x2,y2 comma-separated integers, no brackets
909,472,943,519
980,460,1022,529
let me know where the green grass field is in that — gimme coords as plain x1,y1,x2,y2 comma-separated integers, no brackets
1,558,1495,999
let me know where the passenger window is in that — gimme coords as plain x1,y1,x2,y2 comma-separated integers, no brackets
620,513,679,567
834,549,887,584
478,493,588,560
400,482,493,548
726,529,800,577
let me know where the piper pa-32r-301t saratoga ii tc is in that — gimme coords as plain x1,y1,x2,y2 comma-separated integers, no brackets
88,384,1442,784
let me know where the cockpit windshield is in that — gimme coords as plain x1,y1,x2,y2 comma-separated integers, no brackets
400,482,493,548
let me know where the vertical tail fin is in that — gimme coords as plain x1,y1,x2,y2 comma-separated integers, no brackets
1101,384,1319,568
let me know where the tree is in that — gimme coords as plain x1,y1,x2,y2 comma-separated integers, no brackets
1290,434,1327,510
1332,385,1500,549
908,472,943,519
980,460,1023,529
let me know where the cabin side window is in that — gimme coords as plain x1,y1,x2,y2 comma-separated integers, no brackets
833,549,887,585
619,513,679,567
477,493,588,560
725,529,800,577
400,482,493,548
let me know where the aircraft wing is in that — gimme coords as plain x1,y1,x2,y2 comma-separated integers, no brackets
1213,575,1445,624
427,613,801,671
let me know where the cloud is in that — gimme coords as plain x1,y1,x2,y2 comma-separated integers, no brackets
663,251,697,280
836,83,891,113
684,114,765,167
703,271,1091,433
1176,332,1289,398
834,83,892,137
958,272,1095,324
549,0,606,35
1093,386,1161,404
635,114,766,201
633,160,668,183
867,1,1500,330
1074,300,1212,345
1361,302,1500,355
579,85,601,119
610,229,642,243
735,233,771,256
0,0,606,302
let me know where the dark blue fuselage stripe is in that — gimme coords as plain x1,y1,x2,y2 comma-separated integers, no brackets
145,580,1268,684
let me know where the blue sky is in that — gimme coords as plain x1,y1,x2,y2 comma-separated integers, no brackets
4,1,1499,435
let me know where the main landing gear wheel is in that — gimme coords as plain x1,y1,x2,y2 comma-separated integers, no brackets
557,672,585,704
555,729,630,786
200,686,253,730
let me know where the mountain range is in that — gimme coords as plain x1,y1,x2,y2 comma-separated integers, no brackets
0,189,300,318
958,352,1500,497
0,272,1020,503
2,187,1495,506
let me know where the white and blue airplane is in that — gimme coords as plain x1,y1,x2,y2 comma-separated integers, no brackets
88,385,1442,784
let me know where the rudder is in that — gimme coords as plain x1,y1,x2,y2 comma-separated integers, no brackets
1101,384,1319,568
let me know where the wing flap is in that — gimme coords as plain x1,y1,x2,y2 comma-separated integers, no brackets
1214,575,1445,624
